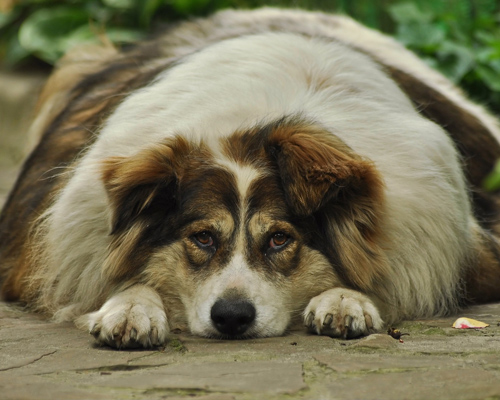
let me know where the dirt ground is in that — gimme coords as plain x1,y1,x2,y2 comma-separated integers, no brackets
1,70,500,400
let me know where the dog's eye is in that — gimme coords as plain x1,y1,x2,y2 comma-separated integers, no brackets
269,232,290,250
193,231,214,248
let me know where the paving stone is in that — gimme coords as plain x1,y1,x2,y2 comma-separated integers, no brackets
0,377,111,400
467,353,500,368
91,361,306,394
177,329,337,359
399,333,500,354
314,353,462,373
166,396,235,400
322,368,500,400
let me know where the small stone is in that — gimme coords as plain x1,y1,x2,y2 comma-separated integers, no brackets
348,334,399,349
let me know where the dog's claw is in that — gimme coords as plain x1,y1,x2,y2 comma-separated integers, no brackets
151,327,159,345
305,312,314,327
90,324,101,338
323,313,333,326
342,315,353,339
130,328,138,341
364,313,374,331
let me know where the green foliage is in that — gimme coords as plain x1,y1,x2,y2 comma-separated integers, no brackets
1,1,144,65
0,0,227,65
388,2,500,114
483,160,500,191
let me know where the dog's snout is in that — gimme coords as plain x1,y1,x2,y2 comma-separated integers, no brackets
210,298,256,337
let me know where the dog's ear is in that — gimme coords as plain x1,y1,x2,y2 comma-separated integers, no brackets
100,137,194,280
267,124,389,291
101,140,188,235
267,125,383,216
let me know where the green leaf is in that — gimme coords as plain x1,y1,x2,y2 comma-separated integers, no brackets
483,160,500,191
0,9,20,30
3,32,31,66
388,3,434,25
421,56,440,70
61,25,144,54
436,41,475,82
18,7,89,63
475,65,500,91
396,22,445,50
475,47,496,63
475,30,498,45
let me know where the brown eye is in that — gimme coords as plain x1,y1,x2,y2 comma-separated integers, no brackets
193,231,214,248
269,232,290,249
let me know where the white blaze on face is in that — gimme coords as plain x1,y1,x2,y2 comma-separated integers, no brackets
188,251,291,337
217,159,261,199
186,160,292,337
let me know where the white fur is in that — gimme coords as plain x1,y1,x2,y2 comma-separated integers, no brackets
216,159,262,200
186,253,291,338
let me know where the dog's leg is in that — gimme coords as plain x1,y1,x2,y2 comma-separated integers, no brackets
303,288,384,338
76,284,169,349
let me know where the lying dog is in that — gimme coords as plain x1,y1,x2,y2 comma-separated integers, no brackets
1,8,500,348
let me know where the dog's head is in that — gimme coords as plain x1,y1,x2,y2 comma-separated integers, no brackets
100,118,387,338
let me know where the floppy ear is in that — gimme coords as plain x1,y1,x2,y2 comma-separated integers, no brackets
267,125,383,216
100,137,192,280
267,124,389,291
101,144,179,235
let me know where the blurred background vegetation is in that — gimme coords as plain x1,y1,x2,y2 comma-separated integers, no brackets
1,0,500,185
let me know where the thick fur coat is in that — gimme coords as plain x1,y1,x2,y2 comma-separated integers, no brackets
1,8,500,348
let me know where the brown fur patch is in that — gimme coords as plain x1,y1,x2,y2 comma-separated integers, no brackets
466,228,500,303
267,123,382,216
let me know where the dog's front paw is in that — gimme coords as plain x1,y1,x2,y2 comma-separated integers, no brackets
77,285,169,349
303,288,383,339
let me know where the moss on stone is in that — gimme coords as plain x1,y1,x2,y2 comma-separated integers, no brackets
167,338,187,353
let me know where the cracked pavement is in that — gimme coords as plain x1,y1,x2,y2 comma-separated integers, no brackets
1,71,500,400
1,301,500,399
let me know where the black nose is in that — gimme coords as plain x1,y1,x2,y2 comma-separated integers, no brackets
210,298,256,337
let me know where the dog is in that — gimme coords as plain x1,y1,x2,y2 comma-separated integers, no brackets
1,8,500,349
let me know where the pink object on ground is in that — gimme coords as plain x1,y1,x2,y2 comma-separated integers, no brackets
452,317,489,329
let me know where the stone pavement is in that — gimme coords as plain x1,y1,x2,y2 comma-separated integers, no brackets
1,70,500,400
1,301,500,400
